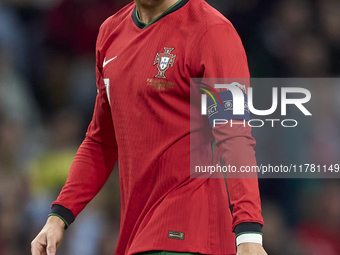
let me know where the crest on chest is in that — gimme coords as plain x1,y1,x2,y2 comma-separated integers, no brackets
153,47,176,79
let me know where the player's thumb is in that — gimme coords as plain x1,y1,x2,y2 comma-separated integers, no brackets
46,235,57,255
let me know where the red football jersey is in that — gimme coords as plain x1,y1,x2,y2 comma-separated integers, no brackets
52,0,263,254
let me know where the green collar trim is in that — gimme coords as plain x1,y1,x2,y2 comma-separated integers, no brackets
132,0,189,29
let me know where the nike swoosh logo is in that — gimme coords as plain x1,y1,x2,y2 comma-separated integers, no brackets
103,56,117,68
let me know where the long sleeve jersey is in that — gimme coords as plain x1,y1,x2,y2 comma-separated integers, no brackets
51,0,264,254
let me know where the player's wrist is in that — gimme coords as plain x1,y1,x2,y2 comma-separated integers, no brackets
47,215,66,230
237,242,266,255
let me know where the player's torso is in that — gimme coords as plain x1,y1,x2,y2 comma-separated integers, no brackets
97,2,237,254
98,2,205,163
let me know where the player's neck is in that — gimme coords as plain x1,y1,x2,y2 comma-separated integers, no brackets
134,0,180,24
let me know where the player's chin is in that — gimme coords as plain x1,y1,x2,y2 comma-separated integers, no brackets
139,0,164,9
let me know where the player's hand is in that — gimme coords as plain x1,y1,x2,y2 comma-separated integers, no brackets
236,243,267,255
31,216,65,255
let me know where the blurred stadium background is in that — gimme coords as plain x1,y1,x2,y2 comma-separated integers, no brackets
0,0,340,254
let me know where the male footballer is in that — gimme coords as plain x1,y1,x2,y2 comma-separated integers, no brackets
31,0,267,254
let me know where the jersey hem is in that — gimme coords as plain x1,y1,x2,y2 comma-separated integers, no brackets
128,243,236,255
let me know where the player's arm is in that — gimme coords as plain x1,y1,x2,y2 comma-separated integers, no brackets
213,121,265,252
48,63,118,227
31,26,118,255
195,22,266,254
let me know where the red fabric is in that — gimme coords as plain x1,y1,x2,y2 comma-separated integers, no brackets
53,0,263,254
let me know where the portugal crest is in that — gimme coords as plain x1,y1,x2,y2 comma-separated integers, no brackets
153,47,176,79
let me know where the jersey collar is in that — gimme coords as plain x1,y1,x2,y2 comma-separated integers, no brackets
132,0,190,29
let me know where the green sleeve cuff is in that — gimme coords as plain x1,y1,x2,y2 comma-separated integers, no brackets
234,222,263,237
50,204,75,229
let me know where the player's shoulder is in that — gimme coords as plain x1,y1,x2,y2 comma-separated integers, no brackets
191,0,236,33
97,2,135,45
